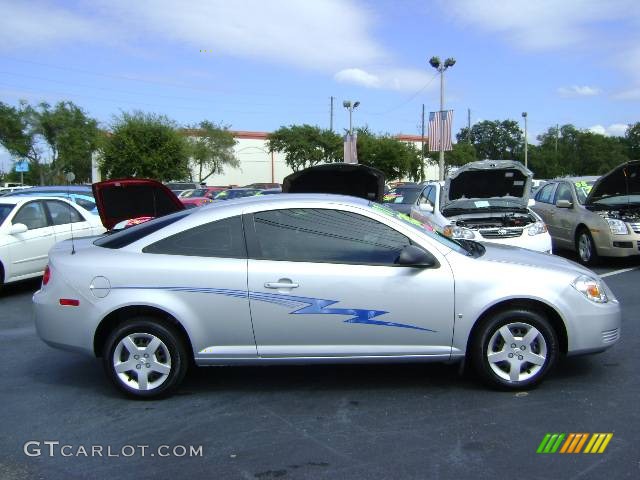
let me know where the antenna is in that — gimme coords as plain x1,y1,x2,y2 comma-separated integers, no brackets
66,172,76,255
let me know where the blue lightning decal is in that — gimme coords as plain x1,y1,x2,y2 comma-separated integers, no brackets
112,286,435,332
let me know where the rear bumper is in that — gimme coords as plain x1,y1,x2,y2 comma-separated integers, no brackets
33,288,96,356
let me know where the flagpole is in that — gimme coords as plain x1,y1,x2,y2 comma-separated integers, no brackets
439,70,445,181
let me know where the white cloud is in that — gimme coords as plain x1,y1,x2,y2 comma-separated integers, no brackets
0,0,107,50
557,85,601,97
588,123,629,136
442,0,638,50
334,67,434,92
612,88,640,100
97,0,385,71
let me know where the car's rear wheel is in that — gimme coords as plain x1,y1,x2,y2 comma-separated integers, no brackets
471,309,559,390
103,318,188,399
576,228,599,266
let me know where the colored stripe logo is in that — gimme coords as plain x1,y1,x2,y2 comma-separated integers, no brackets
537,433,613,454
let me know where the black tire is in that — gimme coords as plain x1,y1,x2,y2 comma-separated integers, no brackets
103,317,189,399
575,228,599,266
470,309,559,390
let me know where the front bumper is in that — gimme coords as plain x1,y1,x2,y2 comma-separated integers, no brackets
564,295,622,356
592,229,640,258
473,231,553,253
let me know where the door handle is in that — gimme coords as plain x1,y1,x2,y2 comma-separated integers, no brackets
264,280,299,289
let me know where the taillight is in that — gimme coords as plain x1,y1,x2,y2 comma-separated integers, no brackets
42,265,51,285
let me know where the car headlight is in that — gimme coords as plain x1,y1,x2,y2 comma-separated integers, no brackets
606,218,628,235
528,221,548,236
571,275,608,303
443,225,475,240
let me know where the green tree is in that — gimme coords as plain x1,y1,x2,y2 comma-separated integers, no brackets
443,142,477,171
0,100,99,184
187,121,238,182
626,122,640,159
457,120,523,160
356,128,421,181
100,111,190,181
37,101,100,182
267,124,342,171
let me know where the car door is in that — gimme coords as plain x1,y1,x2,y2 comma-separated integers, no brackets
140,215,256,358
531,183,557,230
7,200,56,278
44,199,93,243
550,182,577,247
245,207,455,358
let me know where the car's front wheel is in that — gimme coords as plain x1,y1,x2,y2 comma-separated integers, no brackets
576,228,599,266
103,318,189,399
471,309,559,390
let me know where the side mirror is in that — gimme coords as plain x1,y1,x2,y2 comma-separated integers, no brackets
527,198,536,207
419,203,434,213
397,245,438,268
10,223,28,235
556,199,573,208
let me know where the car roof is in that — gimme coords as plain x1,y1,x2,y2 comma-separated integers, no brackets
0,195,77,205
550,176,600,183
18,185,92,192
199,193,368,213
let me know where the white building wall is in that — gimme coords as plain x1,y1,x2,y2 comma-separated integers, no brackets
191,131,440,186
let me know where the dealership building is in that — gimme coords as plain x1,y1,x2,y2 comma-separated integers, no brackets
190,130,439,186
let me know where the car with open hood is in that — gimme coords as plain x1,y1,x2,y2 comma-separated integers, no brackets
92,178,185,230
531,161,640,265
411,160,552,253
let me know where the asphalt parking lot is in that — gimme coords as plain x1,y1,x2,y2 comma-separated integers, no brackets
1,253,638,480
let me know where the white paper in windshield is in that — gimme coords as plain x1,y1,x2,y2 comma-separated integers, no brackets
474,200,490,207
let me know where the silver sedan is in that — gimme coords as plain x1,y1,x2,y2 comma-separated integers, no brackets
34,194,621,398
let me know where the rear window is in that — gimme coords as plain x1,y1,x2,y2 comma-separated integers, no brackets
0,204,15,224
94,210,191,249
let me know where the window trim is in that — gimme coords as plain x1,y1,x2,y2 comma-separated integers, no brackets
552,182,574,205
244,207,417,267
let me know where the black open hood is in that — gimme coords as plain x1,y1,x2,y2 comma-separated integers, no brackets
442,160,532,209
282,164,386,201
585,160,640,205
92,178,185,230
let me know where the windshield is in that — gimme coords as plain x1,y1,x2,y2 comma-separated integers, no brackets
590,195,640,206
190,188,208,197
0,204,15,225
369,202,471,256
382,188,421,205
574,180,595,204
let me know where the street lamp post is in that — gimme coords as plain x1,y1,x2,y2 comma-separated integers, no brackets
522,112,528,169
429,56,456,181
343,100,360,135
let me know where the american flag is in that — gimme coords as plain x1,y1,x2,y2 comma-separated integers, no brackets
428,110,453,152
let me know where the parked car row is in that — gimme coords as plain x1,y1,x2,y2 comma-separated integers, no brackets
382,160,640,266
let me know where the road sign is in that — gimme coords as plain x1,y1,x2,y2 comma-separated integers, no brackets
15,161,29,173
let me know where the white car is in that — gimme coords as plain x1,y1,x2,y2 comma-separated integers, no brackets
0,196,105,286
411,161,553,253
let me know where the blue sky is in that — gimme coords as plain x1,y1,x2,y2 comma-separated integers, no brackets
1,0,639,172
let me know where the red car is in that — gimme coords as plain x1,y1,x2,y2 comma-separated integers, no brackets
179,196,213,208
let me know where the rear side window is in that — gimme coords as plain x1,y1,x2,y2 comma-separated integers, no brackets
13,201,48,230
249,208,411,266
143,216,246,258
94,210,191,249
535,183,556,204
45,200,83,225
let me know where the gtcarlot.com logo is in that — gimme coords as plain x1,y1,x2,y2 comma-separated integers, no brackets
23,441,203,458
536,433,613,454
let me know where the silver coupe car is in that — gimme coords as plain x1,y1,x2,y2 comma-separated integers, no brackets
34,180,621,398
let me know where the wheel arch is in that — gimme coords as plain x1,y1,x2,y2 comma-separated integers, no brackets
465,298,568,357
93,305,194,360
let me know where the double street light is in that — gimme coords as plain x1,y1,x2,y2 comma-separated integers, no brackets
429,56,456,181
343,100,360,136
